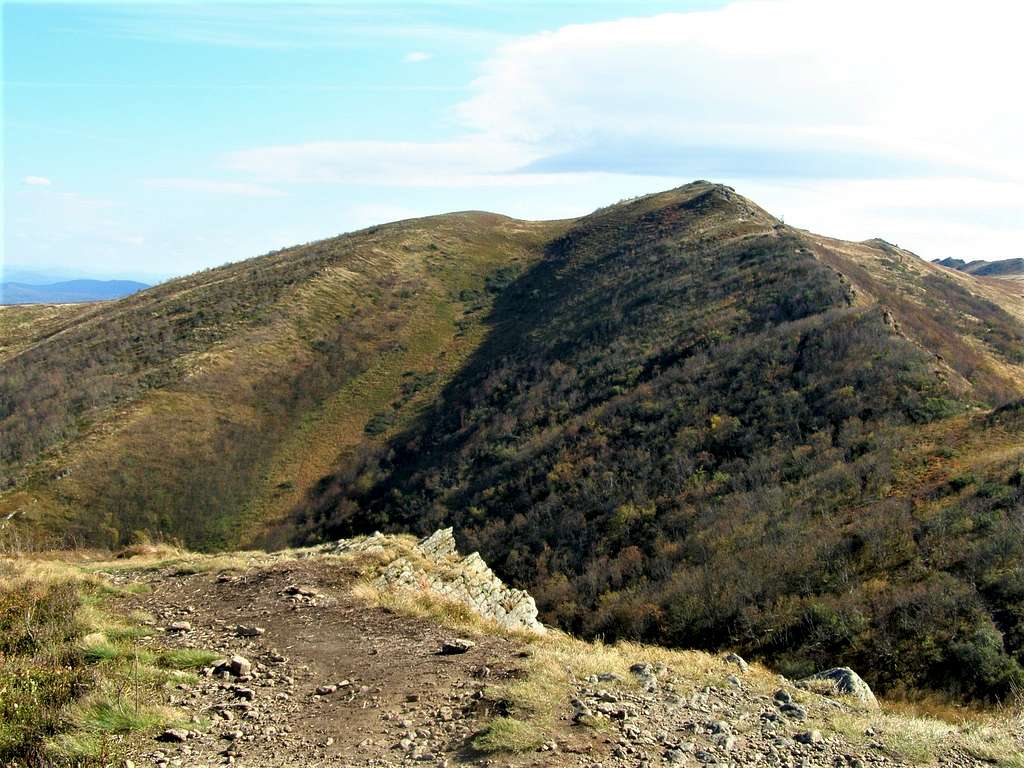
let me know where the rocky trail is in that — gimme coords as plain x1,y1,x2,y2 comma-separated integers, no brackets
111,556,533,768
95,534,1022,768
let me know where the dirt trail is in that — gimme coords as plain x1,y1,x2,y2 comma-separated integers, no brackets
112,558,588,768
102,551,1019,768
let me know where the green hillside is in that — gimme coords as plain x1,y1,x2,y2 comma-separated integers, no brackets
296,184,1024,701
0,213,566,548
4,182,1024,702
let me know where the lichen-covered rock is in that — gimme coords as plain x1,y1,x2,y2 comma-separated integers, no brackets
332,531,391,556
417,528,459,560
331,529,545,634
800,667,878,709
723,652,748,672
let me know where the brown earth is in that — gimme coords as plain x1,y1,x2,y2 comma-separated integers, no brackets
109,557,594,768
94,551,1022,768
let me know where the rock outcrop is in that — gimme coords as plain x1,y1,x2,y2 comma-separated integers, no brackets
799,667,879,709
332,528,545,634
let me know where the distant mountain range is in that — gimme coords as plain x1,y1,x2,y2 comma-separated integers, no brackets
935,257,1024,277
0,279,149,305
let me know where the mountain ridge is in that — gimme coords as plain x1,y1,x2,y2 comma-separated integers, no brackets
3,181,1024,702
935,257,1024,279
0,279,150,305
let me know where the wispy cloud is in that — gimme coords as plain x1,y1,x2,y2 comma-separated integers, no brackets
8,188,145,253
402,51,431,63
209,0,1024,260
89,6,504,50
457,0,1024,182
7,81,467,93
144,178,285,198
23,176,52,186
220,138,543,187
218,1,1024,189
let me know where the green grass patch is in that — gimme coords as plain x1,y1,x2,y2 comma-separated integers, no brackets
471,717,544,754
80,635,122,664
158,648,221,670
0,561,187,764
105,625,153,642
45,730,114,764
958,723,1024,768
72,694,170,734
0,659,91,765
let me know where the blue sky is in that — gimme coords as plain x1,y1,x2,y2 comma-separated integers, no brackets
4,1,1023,283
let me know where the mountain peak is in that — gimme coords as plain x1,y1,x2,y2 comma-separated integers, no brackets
3,184,1024,706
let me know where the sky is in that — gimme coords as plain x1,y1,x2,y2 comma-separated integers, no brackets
4,0,1024,283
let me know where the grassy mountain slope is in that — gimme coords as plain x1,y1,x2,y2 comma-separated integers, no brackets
297,183,1024,701
0,213,566,548
4,182,1024,702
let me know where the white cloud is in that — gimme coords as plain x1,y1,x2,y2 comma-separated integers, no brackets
144,178,285,197
221,2,1024,187
457,0,1024,181
8,188,146,253
221,138,543,187
402,51,431,63
23,176,52,186
732,177,1024,262
201,1,1022,260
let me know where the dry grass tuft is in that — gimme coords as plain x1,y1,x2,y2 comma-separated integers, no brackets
114,542,184,560
0,551,219,764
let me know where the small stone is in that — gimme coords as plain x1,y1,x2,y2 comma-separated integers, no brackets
235,625,265,637
773,688,792,704
440,638,475,655
780,703,807,721
157,728,189,743
795,729,823,744
723,652,749,672
283,584,319,597
316,685,338,695
167,621,191,633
